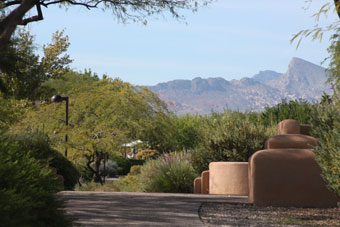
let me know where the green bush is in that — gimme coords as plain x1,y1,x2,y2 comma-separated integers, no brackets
0,134,73,227
310,100,340,197
110,156,145,175
113,174,140,192
260,99,314,127
139,152,197,193
129,165,142,175
191,111,274,174
111,155,131,175
7,132,80,190
92,165,142,192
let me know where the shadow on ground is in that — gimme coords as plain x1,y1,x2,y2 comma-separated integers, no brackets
59,191,248,227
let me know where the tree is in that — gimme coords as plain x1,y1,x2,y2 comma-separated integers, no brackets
13,76,175,183
172,114,202,152
291,0,340,198
0,95,29,132
0,0,211,54
0,28,72,99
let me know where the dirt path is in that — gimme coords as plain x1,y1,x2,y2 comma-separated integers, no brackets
59,191,248,227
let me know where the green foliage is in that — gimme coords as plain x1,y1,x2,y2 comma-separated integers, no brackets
129,165,142,175
42,69,99,97
76,162,93,183
325,31,340,90
139,152,197,193
76,181,103,191
5,131,80,190
0,134,73,227
14,77,174,182
136,149,160,160
0,95,29,132
0,29,72,100
83,153,197,193
112,174,140,192
310,98,340,197
172,114,202,151
191,111,274,174
260,99,314,127
290,2,338,48
111,155,132,175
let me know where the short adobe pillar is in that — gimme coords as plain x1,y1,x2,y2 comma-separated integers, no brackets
209,162,248,195
193,177,202,194
201,170,209,194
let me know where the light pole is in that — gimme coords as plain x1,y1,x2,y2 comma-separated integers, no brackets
51,94,69,157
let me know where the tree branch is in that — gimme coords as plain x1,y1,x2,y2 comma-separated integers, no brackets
42,0,102,9
41,0,187,11
335,0,340,18
19,2,43,25
5,0,22,7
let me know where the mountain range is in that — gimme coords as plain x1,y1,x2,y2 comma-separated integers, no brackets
148,58,332,115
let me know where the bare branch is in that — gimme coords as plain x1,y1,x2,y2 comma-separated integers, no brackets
19,2,43,25
42,0,102,9
5,0,22,7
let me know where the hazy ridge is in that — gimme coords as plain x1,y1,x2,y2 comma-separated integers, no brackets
148,58,332,115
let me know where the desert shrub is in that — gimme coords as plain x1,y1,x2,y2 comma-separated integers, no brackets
113,174,141,192
6,132,80,190
76,181,99,191
76,154,196,193
107,165,142,192
99,160,118,177
109,156,145,175
139,152,197,193
0,134,73,227
136,149,160,160
191,111,274,174
260,99,314,127
310,100,340,197
129,165,142,175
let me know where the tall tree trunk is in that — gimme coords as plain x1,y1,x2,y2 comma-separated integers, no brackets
85,152,104,185
0,0,37,52
94,151,104,184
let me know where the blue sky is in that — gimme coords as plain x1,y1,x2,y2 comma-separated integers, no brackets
28,0,338,85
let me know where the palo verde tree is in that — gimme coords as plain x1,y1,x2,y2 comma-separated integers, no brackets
13,76,175,183
0,0,211,55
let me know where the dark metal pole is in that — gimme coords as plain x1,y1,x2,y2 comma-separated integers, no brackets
103,153,106,184
65,96,69,157
51,94,70,158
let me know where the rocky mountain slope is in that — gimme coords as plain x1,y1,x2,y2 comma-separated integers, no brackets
148,58,332,115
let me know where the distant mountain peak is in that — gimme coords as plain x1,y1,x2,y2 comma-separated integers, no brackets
148,58,331,115
288,57,322,69
252,70,282,84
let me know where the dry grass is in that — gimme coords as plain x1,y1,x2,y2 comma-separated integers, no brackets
199,202,340,226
